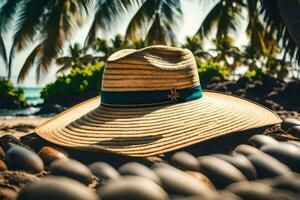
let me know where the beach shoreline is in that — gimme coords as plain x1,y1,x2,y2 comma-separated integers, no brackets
0,116,49,138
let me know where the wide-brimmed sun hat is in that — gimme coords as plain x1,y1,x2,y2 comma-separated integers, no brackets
35,45,282,157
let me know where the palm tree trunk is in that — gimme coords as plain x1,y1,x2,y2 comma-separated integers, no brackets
277,0,300,48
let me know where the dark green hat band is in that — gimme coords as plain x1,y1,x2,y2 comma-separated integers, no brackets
100,85,203,107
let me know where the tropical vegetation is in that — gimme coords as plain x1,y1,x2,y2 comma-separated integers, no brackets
41,62,104,106
0,79,28,109
0,0,299,83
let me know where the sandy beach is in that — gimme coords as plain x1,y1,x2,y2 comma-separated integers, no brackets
0,117,49,138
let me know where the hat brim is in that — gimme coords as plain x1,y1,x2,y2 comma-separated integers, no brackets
35,91,281,157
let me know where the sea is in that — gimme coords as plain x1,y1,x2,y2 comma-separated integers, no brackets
0,87,43,117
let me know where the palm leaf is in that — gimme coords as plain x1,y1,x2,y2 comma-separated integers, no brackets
127,0,182,45
17,44,41,82
85,0,136,46
260,0,300,63
0,0,22,33
125,0,158,43
0,34,7,65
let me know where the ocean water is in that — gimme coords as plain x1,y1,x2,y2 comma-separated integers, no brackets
0,87,43,116
23,87,43,105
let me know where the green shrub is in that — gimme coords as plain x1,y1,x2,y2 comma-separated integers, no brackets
41,62,105,106
245,67,266,80
197,60,229,81
0,79,28,109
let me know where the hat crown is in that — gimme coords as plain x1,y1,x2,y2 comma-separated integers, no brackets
102,45,200,92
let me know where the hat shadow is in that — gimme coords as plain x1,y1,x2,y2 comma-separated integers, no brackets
95,134,163,147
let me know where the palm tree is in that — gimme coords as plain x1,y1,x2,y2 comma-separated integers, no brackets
56,43,95,74
0,0,94,82
1,0,300,83
260,0,300,63
196,0,245,46
0,34,7,66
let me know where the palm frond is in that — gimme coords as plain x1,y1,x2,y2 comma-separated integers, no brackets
13,0,49,51
85,0,136,46
127,0,182,45
197,0,244,43
260,0,300,63
0,34,7,65
17,44,41,82
0,0,22,33
125,0,158,43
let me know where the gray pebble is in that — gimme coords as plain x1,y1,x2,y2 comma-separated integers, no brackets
5,145,44,173
119,162,160,184
97,176,168,200
17,176,99,200
49,159,93,185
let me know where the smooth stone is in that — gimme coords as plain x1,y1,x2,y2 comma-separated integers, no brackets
286,140,300,149
288,126,300,138
0,187,18,200
185,171,215,189
213,154,257,180
197,156,246,189
17,176,99,200
268,174,300,193
249,134,278,148
0,135,22,151
97,176,168,200
260,143,300,173
281,118,300,131
118,162,160,185
225,182,294,200
232,144,261,156
89,162,120,181
169,151,199,171
5,145,44,173
171,192,241,200
49,159,93,185
38,146,68,166
247,152,291,179
0,159,7,171
153,165,215,196
0,146,5,159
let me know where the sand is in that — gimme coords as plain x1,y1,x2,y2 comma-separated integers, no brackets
0,117,49,138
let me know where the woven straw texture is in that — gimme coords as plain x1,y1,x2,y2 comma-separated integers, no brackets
35,45,282,157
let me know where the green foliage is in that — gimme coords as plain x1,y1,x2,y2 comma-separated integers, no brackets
197,60,230,81
41,63,105,106
245,67,266,79
0,79,28,109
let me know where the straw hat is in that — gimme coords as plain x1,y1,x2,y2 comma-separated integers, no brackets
35,45,281,157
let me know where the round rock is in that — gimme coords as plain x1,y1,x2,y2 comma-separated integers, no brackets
247,152,291,179
260,143,300,173
197,156,246,189
49,159,93,185
213,154,257,180
17,176,99,200
169,151,199,171
249,134,278,148
119,162,160,184
153,165,215,196
5,145,44,173
38,146,68,166
0,146,5,159
89,162,119,181
225,182,294,200
0,160,7,171
288,126,300,139
97,176,168,200
232,144,261,156
281,118,300,131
